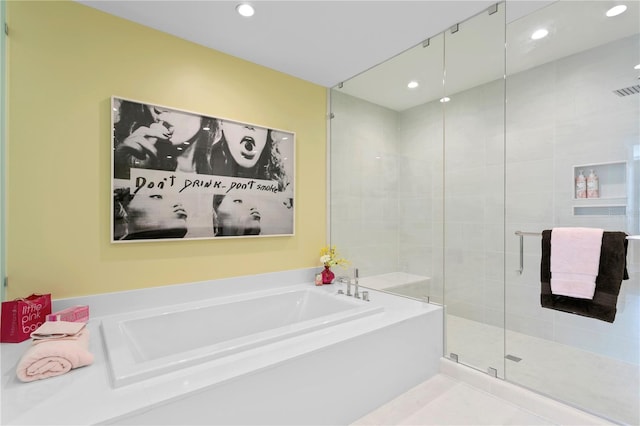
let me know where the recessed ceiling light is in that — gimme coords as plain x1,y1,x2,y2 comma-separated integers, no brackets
606,5,627,17
531,28,549,40
407,81,419,89
440,97,450,103
635,64,640,70
236,3,255,17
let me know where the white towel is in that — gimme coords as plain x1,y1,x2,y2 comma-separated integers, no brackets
550,227,603,299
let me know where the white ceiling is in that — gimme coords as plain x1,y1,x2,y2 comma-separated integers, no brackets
78,0,639,111
77,0,535,87
340,0,640,110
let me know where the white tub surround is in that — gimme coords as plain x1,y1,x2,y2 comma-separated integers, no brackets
1,268,443,425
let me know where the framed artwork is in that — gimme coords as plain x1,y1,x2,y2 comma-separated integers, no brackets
111,96,295,242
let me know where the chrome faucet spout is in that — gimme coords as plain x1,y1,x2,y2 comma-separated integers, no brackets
354,268,360,299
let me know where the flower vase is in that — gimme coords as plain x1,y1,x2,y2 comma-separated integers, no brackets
321,266,335,284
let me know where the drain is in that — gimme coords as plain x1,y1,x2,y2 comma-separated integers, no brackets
505,354,522,362
613,85,640,97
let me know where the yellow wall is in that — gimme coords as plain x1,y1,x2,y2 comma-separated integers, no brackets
6,1,327,299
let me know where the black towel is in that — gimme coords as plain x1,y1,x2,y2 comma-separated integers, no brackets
540,229,629,323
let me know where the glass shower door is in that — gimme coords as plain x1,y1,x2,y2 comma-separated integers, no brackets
442,3,506,377
504,2,640,423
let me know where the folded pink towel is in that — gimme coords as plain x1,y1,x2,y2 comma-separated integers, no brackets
550,227,604,299
16,328,94,382
31,320,86,340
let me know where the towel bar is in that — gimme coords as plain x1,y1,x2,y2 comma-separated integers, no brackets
514,231,541,237
514,231,638,275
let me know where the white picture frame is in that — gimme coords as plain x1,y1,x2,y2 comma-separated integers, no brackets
111,96,295,242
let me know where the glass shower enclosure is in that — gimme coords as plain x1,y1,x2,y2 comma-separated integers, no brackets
328,2,639,424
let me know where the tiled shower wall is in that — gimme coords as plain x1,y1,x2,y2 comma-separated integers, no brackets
330,35,639,363
505,34,639,364
442,77,506,326
396,102,444,303
330,92,401,276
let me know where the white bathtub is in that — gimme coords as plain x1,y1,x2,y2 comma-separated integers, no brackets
3,270,443,425
101,284,383,387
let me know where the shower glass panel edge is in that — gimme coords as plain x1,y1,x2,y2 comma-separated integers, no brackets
1,0,6,303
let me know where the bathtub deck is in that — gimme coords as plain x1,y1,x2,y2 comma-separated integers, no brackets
1,269,442,425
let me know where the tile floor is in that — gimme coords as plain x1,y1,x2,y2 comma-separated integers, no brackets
446,315,639,425
352,312,639,425
352,367,614,426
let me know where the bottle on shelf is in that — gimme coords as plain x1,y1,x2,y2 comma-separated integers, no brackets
576,170,587,199
587,169,599,198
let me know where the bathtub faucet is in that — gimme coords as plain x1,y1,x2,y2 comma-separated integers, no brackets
353,268,360,299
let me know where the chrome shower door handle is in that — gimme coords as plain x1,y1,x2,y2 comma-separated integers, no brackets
514,230,543,275
518,233,524,274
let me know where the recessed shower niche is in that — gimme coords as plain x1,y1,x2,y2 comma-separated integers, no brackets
572,161,627,216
